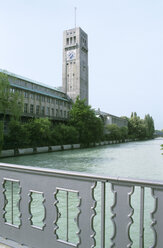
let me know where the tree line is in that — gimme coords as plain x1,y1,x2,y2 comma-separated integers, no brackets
0,72,155,151
1,100,155,151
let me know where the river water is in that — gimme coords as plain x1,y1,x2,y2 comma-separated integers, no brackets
1,138,163,247
1,138,163,180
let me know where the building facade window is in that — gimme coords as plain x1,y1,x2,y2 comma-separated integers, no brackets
41,106,45,115
30,104,34,114
70,37,72,44
24,92,28,98
64,111,66,118
47,107,50,116
42,96,45,102
36,94,41,101
30,93,35,99
66,38,69,45
24,103,28,113
51,108,54,116
56,109,58,117
36,105,40,115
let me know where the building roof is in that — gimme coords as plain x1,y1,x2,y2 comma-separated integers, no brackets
95,109,127,120
0,68,63,94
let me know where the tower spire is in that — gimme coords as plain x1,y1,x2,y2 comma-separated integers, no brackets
74,7,77,28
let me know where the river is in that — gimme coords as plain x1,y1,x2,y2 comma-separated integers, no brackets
1,138,163,247
1,138,163,180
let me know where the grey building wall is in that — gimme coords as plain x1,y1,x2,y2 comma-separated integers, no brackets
0,69,71,121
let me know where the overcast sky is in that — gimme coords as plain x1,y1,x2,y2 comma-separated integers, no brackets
0,0,162,129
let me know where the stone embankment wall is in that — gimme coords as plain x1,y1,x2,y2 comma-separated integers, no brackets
0,140,133,158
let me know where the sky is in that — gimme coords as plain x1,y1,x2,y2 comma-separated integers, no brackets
0,0,163,129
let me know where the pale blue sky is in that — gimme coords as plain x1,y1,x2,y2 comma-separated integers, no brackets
0,0,162,129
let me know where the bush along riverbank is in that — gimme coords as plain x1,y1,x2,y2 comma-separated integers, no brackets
0,99,155,155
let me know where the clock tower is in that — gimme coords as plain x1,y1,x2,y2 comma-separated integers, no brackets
62,27,88,104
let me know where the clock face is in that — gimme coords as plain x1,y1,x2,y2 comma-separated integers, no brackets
67,50,76,60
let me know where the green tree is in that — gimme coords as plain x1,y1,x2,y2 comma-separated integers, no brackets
69,98,104,146
0,73,11,151
27,118,51,147
0,72,23,120
51,124,79,145
0,72,11,120
105,124,121,141
10,91,24,121
0,72,23,151
0,121,3,153
120,126,128,141
161,144,163,155
144,114,155,139
128,113,146,139
7,120,30,149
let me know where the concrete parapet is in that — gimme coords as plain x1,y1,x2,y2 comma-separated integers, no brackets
37,147,49,153
0,244,11,248
95,143,100,146
63,144,72,150
0,150,14,158
51,146,62,151
100,141,105,145
72,144,80,149
19,148,33,155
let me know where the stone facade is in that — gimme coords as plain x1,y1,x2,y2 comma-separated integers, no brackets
62,27,88,104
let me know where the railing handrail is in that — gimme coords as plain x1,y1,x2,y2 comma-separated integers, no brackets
0,162,163,189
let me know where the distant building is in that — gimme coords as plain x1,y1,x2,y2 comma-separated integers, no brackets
95,109,128,128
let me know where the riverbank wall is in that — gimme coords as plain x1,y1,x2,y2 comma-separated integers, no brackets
0,139,134,158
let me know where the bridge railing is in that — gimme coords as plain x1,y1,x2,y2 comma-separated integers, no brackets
0,162,163,248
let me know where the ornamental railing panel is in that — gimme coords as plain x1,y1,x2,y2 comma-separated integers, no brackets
0,163,163,248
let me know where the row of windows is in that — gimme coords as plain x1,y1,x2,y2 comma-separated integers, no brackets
24,104,68,118
23,91,68,106
66,36,76,45
10,77,64,98
10,88,69,108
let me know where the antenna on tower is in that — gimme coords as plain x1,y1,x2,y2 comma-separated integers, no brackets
74,7,77,28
